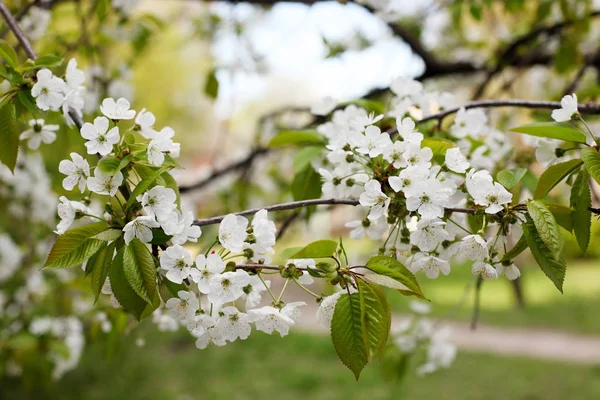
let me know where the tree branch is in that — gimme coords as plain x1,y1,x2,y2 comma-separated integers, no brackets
0,0,37,59
417,99,600,125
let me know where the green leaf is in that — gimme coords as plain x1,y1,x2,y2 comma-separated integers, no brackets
268,130,326,148
126,166,170,210
364,255,425,299
122,239,158,304
331,292,369,380
291,165,322,202
523,218,566,293
289,239,338,259
421,138,456,156
496,168,527,190
545,204,573,232
570,169,591,252
90,241,117,303
44,222,110,268
0,103,19,172
357,279,391,358
91,228,122,241
108,247,150,320
339,99,386,115
581,147,600,185
501,234,528,262
293,146,323,172
527,200,564,260
33,55,64,68
0,39,18,69
534,159,582,199
97,156,122,174
509,122,587,143
204,68,219,99
17,90,38,115
150,228,172,245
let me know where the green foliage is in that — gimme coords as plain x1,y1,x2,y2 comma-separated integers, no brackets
268,130,326,147
510,122,587,143
570,169,591,252
500,234,528,262
357,279,391,359
291,165,322,204
0,39,18,69
0,103,19,172
33,55,64,69
545,204,573,232
422,138,456,156
290,239,338,259
581,147,600,185
330,291,369,380
44,222,112,268
89,242,117,303
496,168,527,190
523,217,566,293
123,239,158,304
364,255,424,299
527,200,564,260
204,69,219,99
534,159,582,199
109,246,158,320
293,146,323,172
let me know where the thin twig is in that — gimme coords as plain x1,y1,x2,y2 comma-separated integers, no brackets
0,0,37,59
0,0,40,39
276,211,300,240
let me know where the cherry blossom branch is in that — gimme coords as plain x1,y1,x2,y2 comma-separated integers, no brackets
0,0,37,59
417,99,600,125
192,198,361,226
0,0,41,39
0,1,85,129
192,199,479,227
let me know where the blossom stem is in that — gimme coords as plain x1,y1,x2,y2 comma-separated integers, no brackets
257,273,277,303
292,278,321,299
82,213,105,222
447,217,472,235
204,239,218,256
579,117,600,146
277,278,290,303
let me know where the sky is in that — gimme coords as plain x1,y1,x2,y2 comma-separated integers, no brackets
207,1,434,118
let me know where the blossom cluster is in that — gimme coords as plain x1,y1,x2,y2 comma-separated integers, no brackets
313,77,522,282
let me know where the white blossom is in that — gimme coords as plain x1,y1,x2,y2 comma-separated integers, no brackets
100,97,136,120
165,290,199,321
56,196,88,234
471,261,498,280
31,69,66,111
87,170,123,196
445,147,470,173
80,116,119,156
311,96,337,116
208,270,251,304
218,214,248,253
20,119,59,149
59,152,90,192
191,253,225,294
138,186,177,221
123,216,160,245
248,306,295,336
359,180,390,220
216,306,251,342
160,245,193,284
135,108,157,139
551,94,578,122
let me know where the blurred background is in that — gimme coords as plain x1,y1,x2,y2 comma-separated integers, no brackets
2,0,600,398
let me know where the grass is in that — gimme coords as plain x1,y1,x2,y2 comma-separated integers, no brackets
387,260,600,335
6,329,600,400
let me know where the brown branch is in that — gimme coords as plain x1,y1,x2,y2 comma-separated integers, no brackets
0,0,37,59
0,0,41,39
416,99,600,125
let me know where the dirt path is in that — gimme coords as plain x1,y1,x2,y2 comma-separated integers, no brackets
273,279,600,365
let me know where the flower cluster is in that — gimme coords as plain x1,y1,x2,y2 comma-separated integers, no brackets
313,76,522,282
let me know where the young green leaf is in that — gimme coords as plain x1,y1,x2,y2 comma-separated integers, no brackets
526,200,564,260
90,241,117,303
500,234,528,262
581,147,600,185
545,204,573,232
570,169,591,252
293,146,323,172
534,159,582,199
523,218,566,293
364,255,424,299
126,166,170,210
357,279,391,359
291,165,322,202
290,239,338,259
109,247,151,320
33,54,64,68
268,130,326,148
0,103,19,172
122,239,158,304
330,292,369,380
0,39,18,69
421,138,456,156
509,122,587,143
496,168,527,190
44,222,110,268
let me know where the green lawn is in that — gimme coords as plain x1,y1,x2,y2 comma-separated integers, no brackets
6,330,600,400
387,260,600,335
